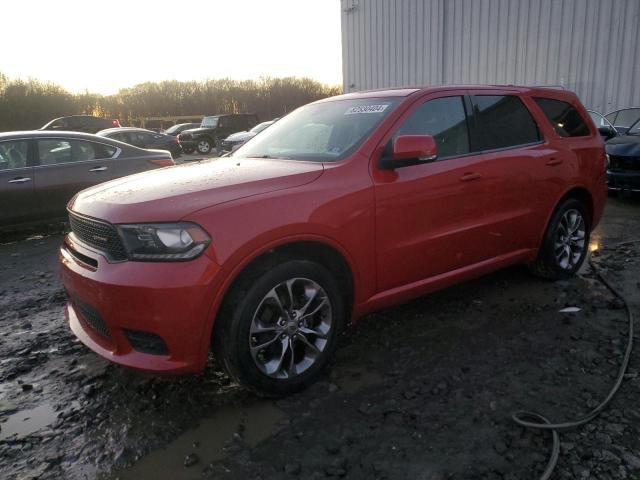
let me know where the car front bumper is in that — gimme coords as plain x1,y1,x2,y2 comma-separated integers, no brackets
607,170,640,192
59,234,221,374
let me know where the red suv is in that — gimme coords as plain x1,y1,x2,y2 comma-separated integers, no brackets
60,86,607,395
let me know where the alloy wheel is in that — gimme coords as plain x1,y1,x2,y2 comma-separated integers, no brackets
249,277,332,379
554,209,586,270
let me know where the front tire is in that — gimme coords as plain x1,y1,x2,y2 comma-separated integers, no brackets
530,198,591,280
213,259,344,396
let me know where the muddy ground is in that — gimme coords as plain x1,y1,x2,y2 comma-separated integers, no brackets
1,197,640,480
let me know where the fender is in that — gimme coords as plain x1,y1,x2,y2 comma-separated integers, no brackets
196,232,362,363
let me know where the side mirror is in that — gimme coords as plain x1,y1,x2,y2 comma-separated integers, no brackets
597,126,617,140
380,135,437,169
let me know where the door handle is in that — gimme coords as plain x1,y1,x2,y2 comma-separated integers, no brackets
459,172,482,182
89,166,108,172
8,177,31,183
546,157,563,166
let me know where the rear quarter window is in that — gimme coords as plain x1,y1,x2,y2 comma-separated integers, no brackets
533,98,590,137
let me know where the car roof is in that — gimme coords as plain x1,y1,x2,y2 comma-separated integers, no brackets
203,113,257,118
97,127,155,135
314,85,573,104
0,130,120,141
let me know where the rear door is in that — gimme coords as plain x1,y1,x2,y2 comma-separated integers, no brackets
33,138,118,219
464,91,554,258
0,139,38,226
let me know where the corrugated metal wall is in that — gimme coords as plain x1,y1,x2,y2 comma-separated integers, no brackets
341,0,640,113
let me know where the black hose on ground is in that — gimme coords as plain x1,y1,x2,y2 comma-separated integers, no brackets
511,240,639,480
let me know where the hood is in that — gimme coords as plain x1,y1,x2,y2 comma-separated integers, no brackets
179,127,210,136
226,131,255,141
605,134,640,156
69,157,324,223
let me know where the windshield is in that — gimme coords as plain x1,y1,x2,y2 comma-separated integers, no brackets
201,117,218,128
165,124,183,134
628,119,640,135
250,121,273,134
232,97,401,161
588,111,613,129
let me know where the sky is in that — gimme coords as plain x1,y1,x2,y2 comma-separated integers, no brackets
0,0,343,94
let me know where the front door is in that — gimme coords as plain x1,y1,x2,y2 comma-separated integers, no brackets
0,139,38,226
33,138,117,219
372,93,491,292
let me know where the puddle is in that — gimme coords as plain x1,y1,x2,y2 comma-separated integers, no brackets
111,401,284,480
0,403,57,440
333,367,384,394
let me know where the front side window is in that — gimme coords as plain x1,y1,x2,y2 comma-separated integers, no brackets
471,95,541,150
0,140,29,170
38,139,115,165
533,98,589,137
233,97,400,162
395,96,470,158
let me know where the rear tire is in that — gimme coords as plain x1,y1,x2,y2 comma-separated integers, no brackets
213,259,344,396
529,198,591,280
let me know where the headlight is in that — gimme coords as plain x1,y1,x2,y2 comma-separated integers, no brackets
117,222,210,261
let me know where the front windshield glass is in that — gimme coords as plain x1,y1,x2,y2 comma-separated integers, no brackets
232,97,401,161
588,111,612,128
201,117,218,128
165,124,182,134
628,119,640,135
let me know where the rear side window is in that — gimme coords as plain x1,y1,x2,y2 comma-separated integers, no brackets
396,96,470,158
37,139,116,165
470,95,540,151
533,98,590,137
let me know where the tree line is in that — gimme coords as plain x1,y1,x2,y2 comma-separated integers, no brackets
0,73,342,131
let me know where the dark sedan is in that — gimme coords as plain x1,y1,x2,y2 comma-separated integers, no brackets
97,127,183,158
0,131,174,229
606,118,640,195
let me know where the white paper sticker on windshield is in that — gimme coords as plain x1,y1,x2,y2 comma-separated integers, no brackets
344,104,389,115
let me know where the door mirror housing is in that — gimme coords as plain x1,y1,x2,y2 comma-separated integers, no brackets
380,135,438,169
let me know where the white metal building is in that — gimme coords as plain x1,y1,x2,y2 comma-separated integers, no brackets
340,0,640,113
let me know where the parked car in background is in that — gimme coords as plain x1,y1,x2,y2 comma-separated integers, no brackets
605,107,640,135
41,115,121,134
604,117,640,195
164,123,201,136
220,119,278,152
587,110,618,140
97,127,182,158
60,85,605,395
0,131,174,229
178,113,259,154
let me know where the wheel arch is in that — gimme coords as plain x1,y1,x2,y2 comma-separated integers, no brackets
206,236,357,350
537,185,594,251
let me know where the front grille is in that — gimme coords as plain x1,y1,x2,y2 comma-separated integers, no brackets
609,155,640,172
68,212,127,261
73,298,110,339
